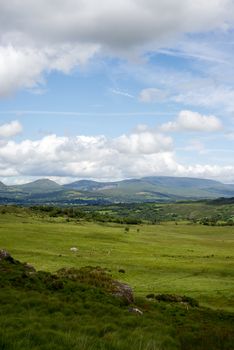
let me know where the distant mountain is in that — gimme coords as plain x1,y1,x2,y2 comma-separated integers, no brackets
63,176,234,202
12,179,62,194
141,176,220,188
209,197,234,205
64,180,117,191
0,176,234,205
0,181,7,190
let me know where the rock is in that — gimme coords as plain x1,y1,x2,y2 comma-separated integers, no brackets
0,249,11,260
128,307,143,315
112,280,134,304
0,249,17,264
57,266,134,304
23,263,36,272
0,250,36,274
70,247,78,252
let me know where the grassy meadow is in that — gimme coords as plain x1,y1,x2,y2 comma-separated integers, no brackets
0,207,233,349
0,209,233,310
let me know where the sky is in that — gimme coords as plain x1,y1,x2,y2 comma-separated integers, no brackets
0,0,234,185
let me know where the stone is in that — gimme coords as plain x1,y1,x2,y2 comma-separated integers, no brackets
0,249,16,264
70,247,78,252
0,250,36,274
112,280,134,304
23,262,36,272
128,307,143,315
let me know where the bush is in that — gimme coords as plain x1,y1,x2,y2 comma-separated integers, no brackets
155,294,199,307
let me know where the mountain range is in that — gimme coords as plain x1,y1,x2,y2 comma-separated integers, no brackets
0,176,234,205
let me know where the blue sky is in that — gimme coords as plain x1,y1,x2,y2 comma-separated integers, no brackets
0,0,234,184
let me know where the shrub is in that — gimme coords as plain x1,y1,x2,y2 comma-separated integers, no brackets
155,294,199,307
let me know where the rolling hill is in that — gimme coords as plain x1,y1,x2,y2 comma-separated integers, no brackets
0,176,234,205
63,176,234,201
12,179,62,194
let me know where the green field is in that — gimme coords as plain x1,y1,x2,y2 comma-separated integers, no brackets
0,210,233,311
0,208,234,349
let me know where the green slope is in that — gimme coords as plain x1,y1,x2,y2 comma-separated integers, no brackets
12,179,62,194
1,251,233,350
1,176,234,204
0,211,233,349
95,177,234,201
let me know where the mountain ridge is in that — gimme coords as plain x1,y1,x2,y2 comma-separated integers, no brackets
11,178,62,193
0,176,234,205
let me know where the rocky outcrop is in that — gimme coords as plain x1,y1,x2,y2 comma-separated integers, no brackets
57,266,134,304
112,280,134,304
0,249,35,272
0,251,134,304
0,249,17,264
128,307,143,315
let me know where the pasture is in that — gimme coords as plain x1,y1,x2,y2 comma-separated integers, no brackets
0,209,233,311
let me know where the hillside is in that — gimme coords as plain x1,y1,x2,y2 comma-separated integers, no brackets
0,181,6,190
64,176,234,201
1,250,233,350
12,179,62,193
0,176,234,205
64,179,117,191
0,211,233,350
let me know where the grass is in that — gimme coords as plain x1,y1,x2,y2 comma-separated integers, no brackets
0,208,234,349
0,210,233,311
0,247,233,350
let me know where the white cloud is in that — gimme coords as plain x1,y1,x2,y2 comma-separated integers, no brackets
160,110,223,132
173,86,234,113
0,44,100,96
2,0,234,48
0,120,22,138
0,130,173,178
134,29,234,113
176,164,234,183
0,0,233,96
115,130,172,154
0,129,233,183
0,46,47,96
139,80,234,113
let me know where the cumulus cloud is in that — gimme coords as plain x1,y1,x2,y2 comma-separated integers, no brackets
0,120,22,138
0,129,173,179
0,46,47,96
160,110,223,132
114,130,172,154
176,164,234,183
1,0,233,49
0,0,233,96
0,129,233,183
0,44,99,96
